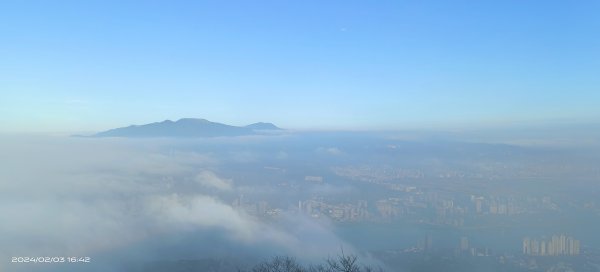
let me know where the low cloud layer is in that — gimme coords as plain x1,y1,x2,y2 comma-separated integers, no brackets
195,171,233,191
0,136,356,272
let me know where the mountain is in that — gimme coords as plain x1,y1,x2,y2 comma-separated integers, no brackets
245,122,282,130
92,118,282,138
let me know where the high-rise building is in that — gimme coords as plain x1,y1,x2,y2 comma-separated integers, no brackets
552,235,559,256
523,238,531,255
540,241,546,256
460,237,469,251
560,234,566,255
475,197,483,214
523,235,580,256
532,240,540,256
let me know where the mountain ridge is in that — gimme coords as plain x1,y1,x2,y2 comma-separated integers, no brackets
91,118,282,138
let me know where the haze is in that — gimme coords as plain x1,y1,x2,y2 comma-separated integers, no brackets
1,1,600,272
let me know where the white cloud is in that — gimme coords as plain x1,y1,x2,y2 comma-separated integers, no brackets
194,170,233,191
0,136,358,271
316,147,343,155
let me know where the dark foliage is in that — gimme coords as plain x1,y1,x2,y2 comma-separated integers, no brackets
242,252,383,272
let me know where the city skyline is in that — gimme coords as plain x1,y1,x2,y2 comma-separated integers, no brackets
1,1,600,133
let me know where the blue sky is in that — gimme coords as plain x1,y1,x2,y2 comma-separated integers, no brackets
1,0,599,132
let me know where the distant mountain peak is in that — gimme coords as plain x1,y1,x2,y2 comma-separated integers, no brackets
245,122,282,130
176,118,209,123
91,118,282,138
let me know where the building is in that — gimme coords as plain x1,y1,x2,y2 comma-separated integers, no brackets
523,235,580,256
460,237,469,251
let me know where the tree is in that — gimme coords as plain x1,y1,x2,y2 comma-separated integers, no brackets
241,252,383,272
250,256,305,272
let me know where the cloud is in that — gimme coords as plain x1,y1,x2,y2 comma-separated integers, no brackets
0,137,218,269
0,136,357,271
194,170,233,191
146,193,255,239
316,147,343,155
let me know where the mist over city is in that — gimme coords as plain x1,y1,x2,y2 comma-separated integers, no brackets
2,124,600,271
1,1,600,272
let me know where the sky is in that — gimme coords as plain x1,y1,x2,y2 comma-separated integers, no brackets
1,0,599,133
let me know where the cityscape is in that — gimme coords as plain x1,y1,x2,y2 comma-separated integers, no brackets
3,132,600,271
